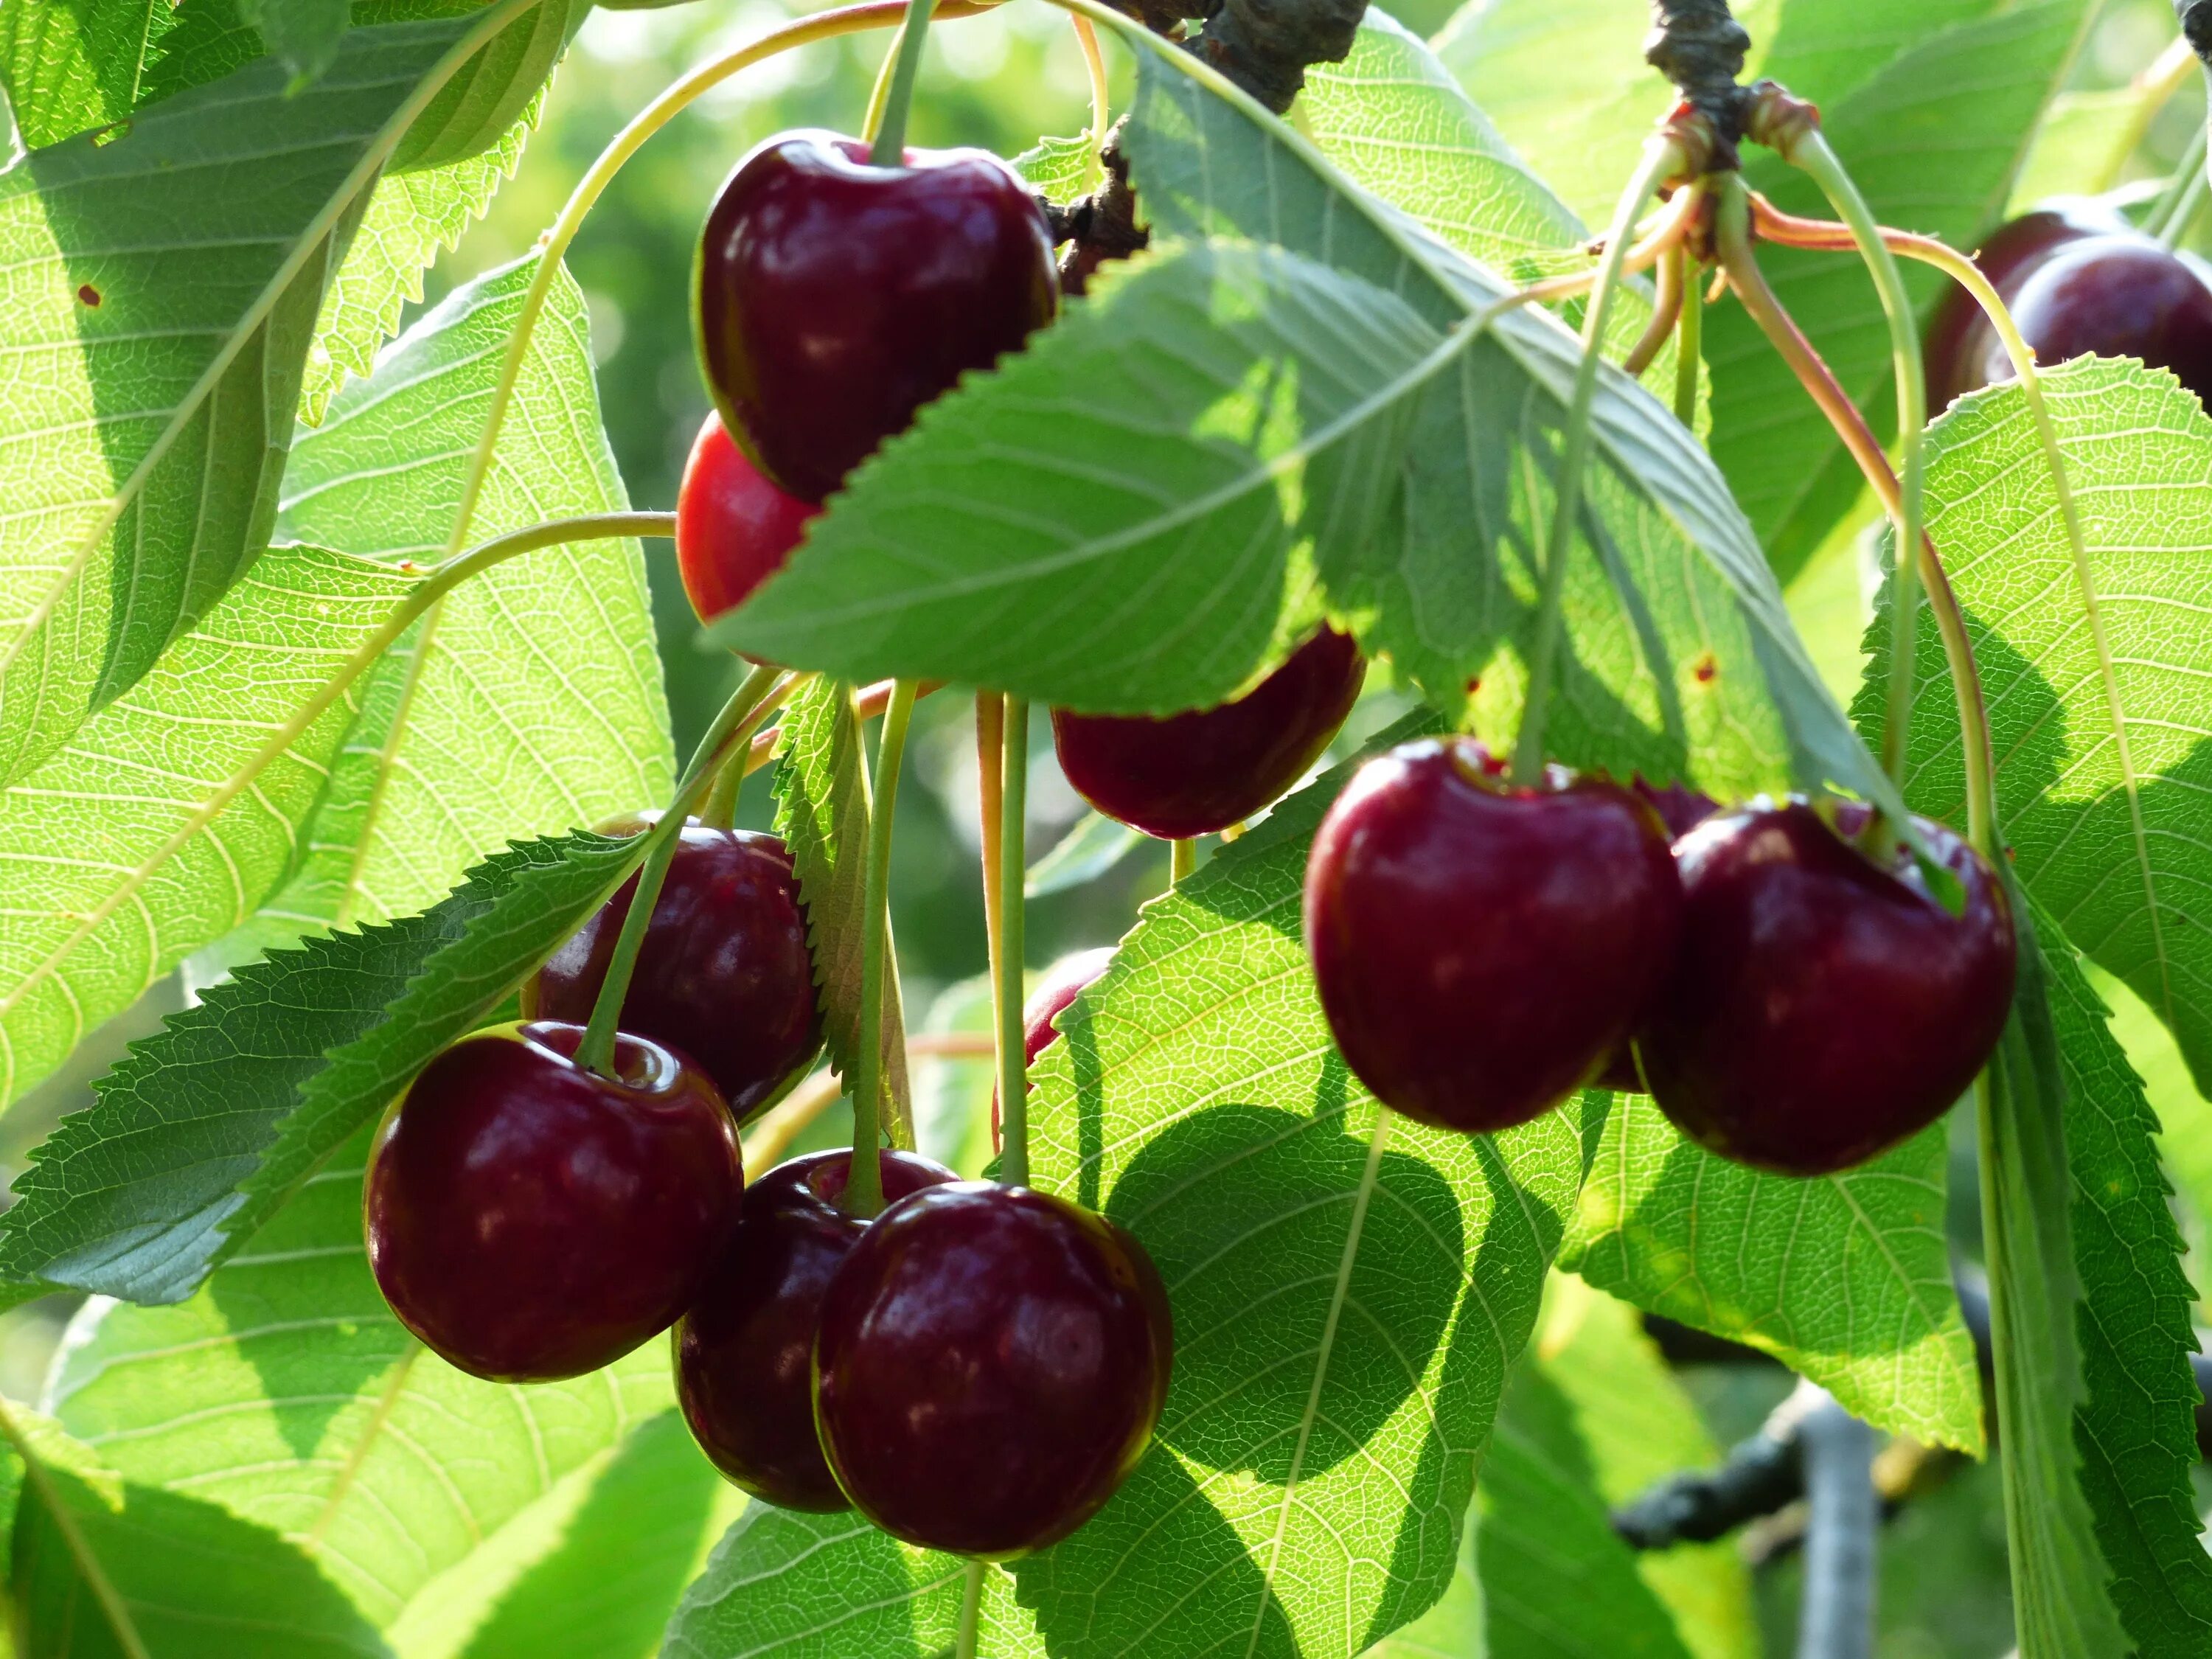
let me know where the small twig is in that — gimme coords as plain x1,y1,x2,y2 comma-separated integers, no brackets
1612,1397,1806,1550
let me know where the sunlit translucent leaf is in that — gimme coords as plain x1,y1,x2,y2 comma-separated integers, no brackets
0,544,413,1112
0,830,637,1305
41,1121,689,1641
0,0,261,149
1015,131,1098,204
248,254,670,961
772,675,912,1145
0,15,507,783
1562,1099,1979,1449
386,0,585,173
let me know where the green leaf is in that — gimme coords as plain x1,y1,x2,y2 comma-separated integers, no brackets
239,0,350,88
380,0,585,173
0,14,504,785
1562,1099,1978,1448
771,676,913,1147
1015,131,1099,205
1975,892,2129,1658
42,1121,684,1638
251,253,672,958
0,543,413,1111
1860,358,2212,1099
2039,908,2212,1657
2009,86,2150,212
0,830,639,1304
1024,809,1148,897
1009,728,1588,1658
0,0,262,149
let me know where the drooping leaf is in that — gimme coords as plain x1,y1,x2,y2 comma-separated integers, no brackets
1859,358,2212,1097
1007,724,1588,1659
0,13,512,786
42,1121,687,1639
380,0,586,173
771,675,912,1147
1024,810,1149,897
2038,909,2212,1657
246,253,671,959
1562,1100,1980,1449
0,830,641,1304
1015,131,1098,204
0,543,414,1112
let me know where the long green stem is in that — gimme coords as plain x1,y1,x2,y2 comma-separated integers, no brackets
1673,245,1703,428
2150,122,2209,248
1170,838,1197,887
869,0,939,162
1785,131,1927,801
955,1559,987,1658
996,698,1032,1186
575,661,788,1077
438,0,990,560
1509,135,1682,784
844,679,920,1217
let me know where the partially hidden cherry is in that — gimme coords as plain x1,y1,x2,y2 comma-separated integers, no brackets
1927,199,2212,408
992,946,1116,1152
676,410,820,623
524,820,822,1119
1053,628,1366,840
675,1149,955,1509
813,1181,1172,1557
1639,801,2016,1176
1594,777,1720,1093
366,1021,742,1383
1304,739,1683,1133
695,130,1059,503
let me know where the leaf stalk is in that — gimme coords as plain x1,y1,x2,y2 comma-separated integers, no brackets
995,698,1032,1186
844,678,921,1217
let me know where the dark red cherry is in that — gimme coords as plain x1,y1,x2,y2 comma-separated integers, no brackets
992,946,1116,1152
674,1149,955,1509
676,410,819,623
1053,628,1367,840
1304,739,1683,1133
1639,802,2016,1175
366,1021,742,1383
1927,201,2212,408
524,820,822,1119
813,1181,1172,1557
1593,779,1720,1091
696,129,1058,502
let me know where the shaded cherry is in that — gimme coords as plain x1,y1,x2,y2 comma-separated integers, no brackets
696,130,1058,502
1927,198,2212,408
366,1020,742,1383
992,946,1116,1152
1304,739,1683,1133
675,410,819,624
1053,628,1366,841
813,1181,1172,1557
524,818,821,1119
1639,801,2015,1175
1594,778,1721,1092
675,1148,956,1509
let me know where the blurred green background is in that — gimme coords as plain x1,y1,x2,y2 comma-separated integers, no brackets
5,1,2212,1654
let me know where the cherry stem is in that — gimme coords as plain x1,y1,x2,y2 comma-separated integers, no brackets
1074,15,1110,154
844,678,921,1218
955,1559,987,1656
1170,838,1196,887
1672,244,1703,428
995,698,1033,1187
700,745,746,830
743,1033,992,1180
1777,133,1927,815
868,0,939,165
976,691,1007,1097
2152,125,2209,251
1509,134,1683,785
574,661,791,1079
439,0,995,560
1621,243,1685,378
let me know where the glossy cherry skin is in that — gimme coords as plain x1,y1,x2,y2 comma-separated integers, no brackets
1927,201,2212,408
675,411,819,623
1053,629,1367,841
992,947,1116,1151
524,821,822,1119
1593,779,1721,1091
696,130,1058,502
674,1149,956,1509
813,1181,1172,1557
365,1021,743,1383
1639,802,2017,1176
1304,739,1683,1133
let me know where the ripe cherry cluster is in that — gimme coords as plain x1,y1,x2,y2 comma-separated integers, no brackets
369,129,1171,1562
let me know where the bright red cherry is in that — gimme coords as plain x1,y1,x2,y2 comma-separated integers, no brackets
675,1149,955,1510
695,130,1058,502
813,1182,1172,1557
1304,739,1683,1133
1053,628,1366,841
992,946,1116,1152
675,411,819,623
524,820,822,1119
1927,199,2212,408
1639,802,2016,1176
365,1021,742,1383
